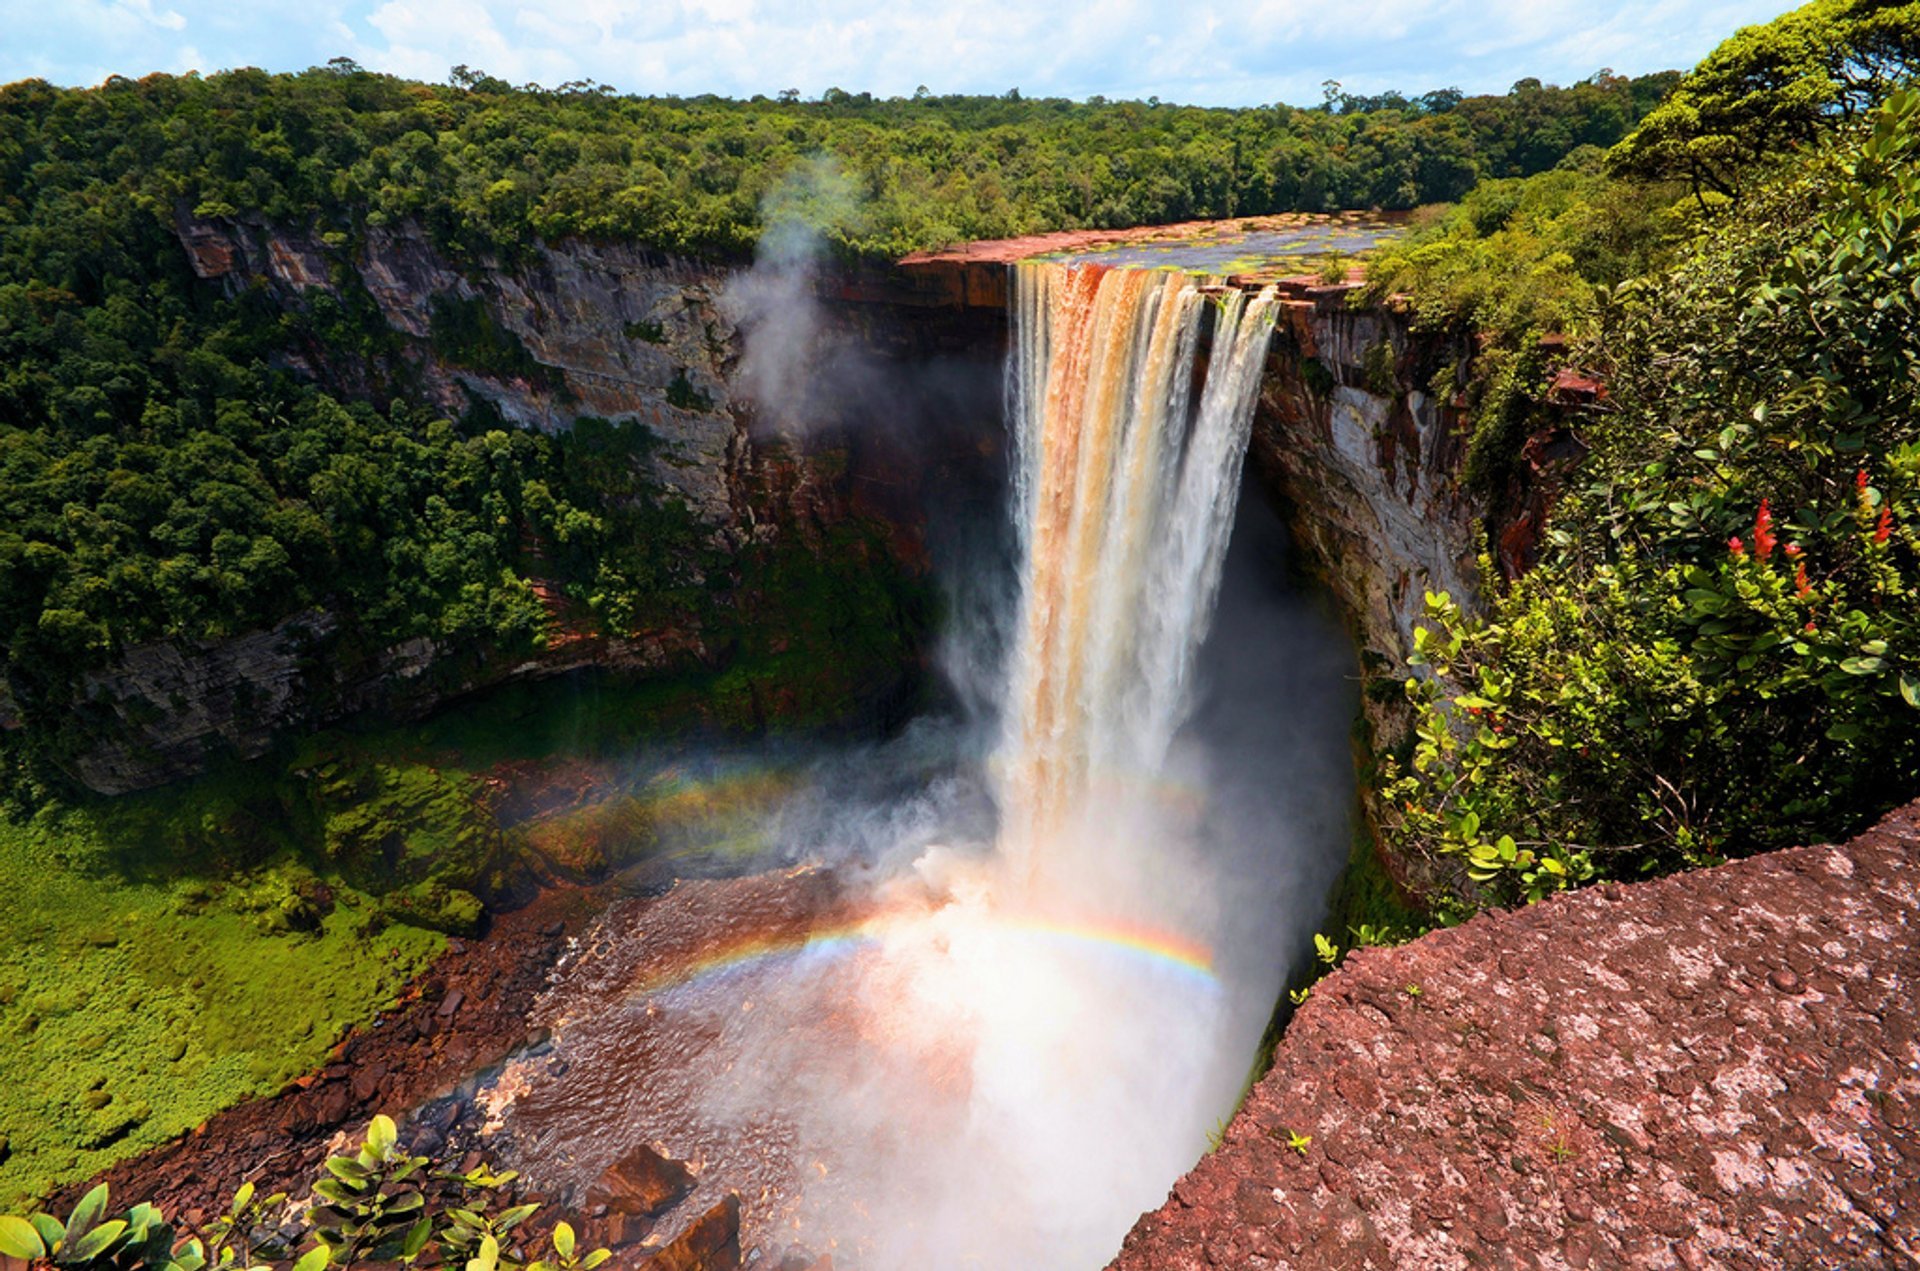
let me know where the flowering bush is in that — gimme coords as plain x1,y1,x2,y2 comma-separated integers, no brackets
1383,90,1920,911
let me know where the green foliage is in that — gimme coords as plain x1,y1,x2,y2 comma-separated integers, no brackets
0,808,442,1208
1609,0,1920,202
1361,161,1689,500
0,1121,609,1271
308,1115,429,1264
428,296,560,390
1384,91,1920,910
0,66,1672,272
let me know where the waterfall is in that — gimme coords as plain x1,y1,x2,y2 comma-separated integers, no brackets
999,259,1279,884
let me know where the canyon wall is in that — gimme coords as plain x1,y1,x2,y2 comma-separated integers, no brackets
57,219,1576,801
52,216,999,795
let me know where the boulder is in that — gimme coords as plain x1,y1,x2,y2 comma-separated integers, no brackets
642,1195,740,1271
590,1142,696,1218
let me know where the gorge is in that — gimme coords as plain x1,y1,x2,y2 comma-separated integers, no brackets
6,21,1920,1268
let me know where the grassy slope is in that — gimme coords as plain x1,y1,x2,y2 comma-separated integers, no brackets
0,811,442,1207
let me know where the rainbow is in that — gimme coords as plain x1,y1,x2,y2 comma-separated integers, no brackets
623,911,1219,1002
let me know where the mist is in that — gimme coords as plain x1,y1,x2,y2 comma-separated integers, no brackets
720,157,874,437
474,262,1356,1267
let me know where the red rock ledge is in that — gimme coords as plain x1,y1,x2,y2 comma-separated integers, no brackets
1111,802,1920,1270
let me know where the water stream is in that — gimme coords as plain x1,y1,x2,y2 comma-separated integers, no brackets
470,258,1355,1269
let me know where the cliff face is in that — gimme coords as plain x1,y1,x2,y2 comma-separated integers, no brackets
178,214,748,521
1247,279,1481,749
58,217,997,795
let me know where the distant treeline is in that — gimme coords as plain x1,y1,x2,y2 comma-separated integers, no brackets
0,65,1678,262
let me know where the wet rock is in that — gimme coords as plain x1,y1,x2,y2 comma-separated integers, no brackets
643,1195,741,1271
590,1142,697,1219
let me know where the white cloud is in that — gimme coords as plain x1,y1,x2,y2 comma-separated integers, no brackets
2,0,1802,102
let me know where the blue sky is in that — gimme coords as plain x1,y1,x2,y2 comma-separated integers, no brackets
1,0,1800,107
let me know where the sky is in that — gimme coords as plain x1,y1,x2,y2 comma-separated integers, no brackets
0,0,1801,108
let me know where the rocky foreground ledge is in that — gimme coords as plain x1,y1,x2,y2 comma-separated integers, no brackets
1112,803,1920,1271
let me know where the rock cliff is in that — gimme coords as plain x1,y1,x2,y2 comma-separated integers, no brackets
57,215,1000,794
1111,799,1920,1271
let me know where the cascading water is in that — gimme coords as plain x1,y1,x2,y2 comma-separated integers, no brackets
474,255,1344,1271
1001,261,1278,888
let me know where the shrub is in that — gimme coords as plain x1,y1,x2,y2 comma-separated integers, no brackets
1382,91,1920,911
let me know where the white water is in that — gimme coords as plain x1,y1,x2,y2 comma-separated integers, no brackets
1000,261,1279,890
492,257,1339,1271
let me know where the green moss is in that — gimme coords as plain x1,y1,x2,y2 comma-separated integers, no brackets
664,369,714,413
427,294,562,391
0,812,442,1209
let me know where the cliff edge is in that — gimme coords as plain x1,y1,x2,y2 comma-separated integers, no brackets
1112,802,1920,1270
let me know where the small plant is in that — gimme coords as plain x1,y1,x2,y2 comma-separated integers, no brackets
1287,985,1312,1005
0,1184,176,1270
308,1116,431,1265
170,1181,293,1271
1403,983,1423,998
526,1222,610,1271
0,1119,611,1271
1286,1130,1312,1156
432,1160,538,1271
1312,933,1340,967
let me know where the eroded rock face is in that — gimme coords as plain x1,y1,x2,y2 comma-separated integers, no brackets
48,215,1003,794
1110,801,1920,1271
1250,285,1481,730
179,213,747,521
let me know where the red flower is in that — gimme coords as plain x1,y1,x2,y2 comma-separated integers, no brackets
1795,561,1812,598
1728,535,1746,557
1805,620,1819,633
1858,469,1871,492
1753,499,1776,561
1875,506,1893,544
1784,542,1803,558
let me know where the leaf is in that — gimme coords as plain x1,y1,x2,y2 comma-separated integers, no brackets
581,1250,612,1269
496,1204,539,1231
1840,656,1885,675
310,1181,356,1205
553,1223,576,1261
366,1115,398,1156
402,1218,434,1261
468,1234,500,1271
324,1157,371,1183
66,1184,110,1249
30,1215,66,1249
230,1182,255,1218
68,1219,130,1263
291,1246,332,1271
0,1215,48,1260
1900,673,1920,709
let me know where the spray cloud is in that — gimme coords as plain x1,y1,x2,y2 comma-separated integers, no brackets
484,257,1356,1269
721,156,869,435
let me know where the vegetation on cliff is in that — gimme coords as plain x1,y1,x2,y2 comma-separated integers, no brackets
1375,0,1920,911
